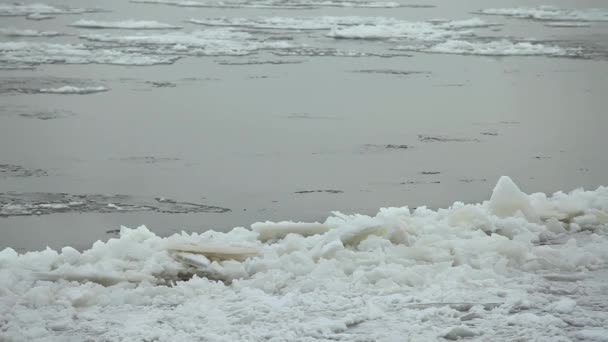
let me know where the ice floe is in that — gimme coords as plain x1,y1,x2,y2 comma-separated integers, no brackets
475,6,608,22
131,0,401,9
0,41,180,67
398,39,584,58
70,19,181,30
37,86,109,94
0,3,103,17
0,27,63,37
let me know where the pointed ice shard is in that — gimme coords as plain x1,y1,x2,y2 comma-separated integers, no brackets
488,176,539,222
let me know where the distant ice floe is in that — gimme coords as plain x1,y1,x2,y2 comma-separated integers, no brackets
38,86,109,94
80,29,293,56
26,13,54,20
131,0,401,9
188,16,401,31
544,22,591,28
0,27,63,37
70,19,182,30
0,192,230,217
0,3,103,17
475,6,608,22
0,42,180,68
398,39,584,58
1,177,607,340
327,18,491,40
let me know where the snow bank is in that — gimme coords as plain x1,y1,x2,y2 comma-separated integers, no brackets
1,176,607,341
475,6,608,22
37,86,109,94
70,19,181,30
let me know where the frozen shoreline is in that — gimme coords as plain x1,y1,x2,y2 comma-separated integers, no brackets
1,177,607,340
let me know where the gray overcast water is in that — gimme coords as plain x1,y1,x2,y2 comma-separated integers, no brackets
1,0,607,250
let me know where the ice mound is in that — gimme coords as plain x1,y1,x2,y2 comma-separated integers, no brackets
475,6,608,22
70,19,181,30
131,0,401,9
1,177,607,341
398,39,584,57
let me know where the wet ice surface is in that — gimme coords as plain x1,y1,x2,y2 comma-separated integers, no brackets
0,0,607,340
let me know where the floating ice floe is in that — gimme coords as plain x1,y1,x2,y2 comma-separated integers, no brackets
545,22,592,28
37,86,109,94
327,18,489,40
397,39,584,58
80,29,293,56
0,176,607,340
0,41,181,67
131,0,401,9
474,6,608,22
0,27,63,37
0,192,230,217
188,16,401,31
0,3,103,17
70,19,182,30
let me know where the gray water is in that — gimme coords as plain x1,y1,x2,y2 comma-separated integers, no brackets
1,0,607,250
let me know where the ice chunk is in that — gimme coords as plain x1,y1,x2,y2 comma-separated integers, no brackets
488,176,539,222
441,326,477,340
550,298,577,313
252,221,331,241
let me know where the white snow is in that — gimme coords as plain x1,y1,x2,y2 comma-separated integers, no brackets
70,19,181,30
398,39,583,57
1,177,607,340
0,41,180,66
475,6,608,22
0,27,63,37
38,86,109,94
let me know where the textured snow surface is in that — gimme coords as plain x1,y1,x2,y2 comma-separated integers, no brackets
1,177,607,341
